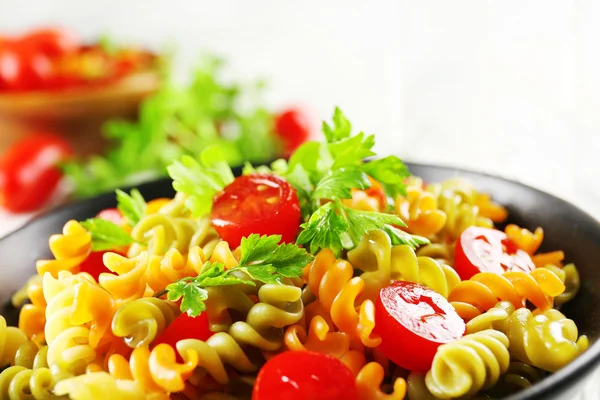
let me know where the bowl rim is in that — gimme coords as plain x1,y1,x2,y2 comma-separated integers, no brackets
1,161,599,399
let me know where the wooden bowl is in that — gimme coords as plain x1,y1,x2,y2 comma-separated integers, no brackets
0,69,160,156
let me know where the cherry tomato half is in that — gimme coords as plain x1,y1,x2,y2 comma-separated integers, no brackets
274,108,311,157
211,174,301,248
454,226,536,280
252,351,358,400
153,312,213,349
0,133,72,212
96,208,124,226
374,281,465,372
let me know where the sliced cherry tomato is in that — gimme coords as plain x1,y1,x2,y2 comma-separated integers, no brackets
252,351,358,400
374,281,465,372
211,174,301,248
79,251,113,281
96,208,124,226
454,226,536,280
0,133,72,212
153,312,213,349
274,108,311,157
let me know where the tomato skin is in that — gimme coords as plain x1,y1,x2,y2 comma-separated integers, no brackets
79,251,113,281
454,226,536,280
0,133,72,212
275,109,311,157
153,312,213,349
21,28,78,58
211,174,301,248
374,281,465,372
96,208,124,226
252,351,358,400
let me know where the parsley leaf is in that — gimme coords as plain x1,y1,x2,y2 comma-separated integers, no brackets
322,106,352,143
80,218,134,251
361,156,410,199
158,235,312,316
296,202,349,256
167,146,235,217
328,132,376,169
342,206,406,245
237,234,314,282
312,167,371,202
116,189,146,226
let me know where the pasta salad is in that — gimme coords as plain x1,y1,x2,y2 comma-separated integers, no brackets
1,108,587,400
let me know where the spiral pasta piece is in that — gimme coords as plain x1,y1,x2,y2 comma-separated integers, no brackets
111,298,180,348
284,315,365,375
394,184,447,237
0,366,63,400
0,315,29,367
485,362,544,398
16,276,47,344
422,329,510,399
504,224,543,255
348,230,460,301
44,271,115,376
543,263,580,306
466,302,588,372
36,221,92,277
228,284,303,351
53,371,161,400
128,204,219,258
426,178,494,241
449,269,565,321
100,252,151,305
356,362,407,400
303,248,381,350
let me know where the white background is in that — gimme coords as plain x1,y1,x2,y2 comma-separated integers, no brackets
1,2,600,396
1,0,599,235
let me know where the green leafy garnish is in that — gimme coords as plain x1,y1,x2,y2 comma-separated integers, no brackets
167,146,235,217
264,108,425,254
116,189,146,226
159,234,313,317
62,55,280,198
80,218,134,251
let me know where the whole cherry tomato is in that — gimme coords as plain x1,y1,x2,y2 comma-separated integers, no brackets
274,108,311,157
153,312,213,350
0,41,52,91
96,208,124,226
252,351,358,400
0,133,72,212
211,174,301,248
454,226,536,280
374,281,465,372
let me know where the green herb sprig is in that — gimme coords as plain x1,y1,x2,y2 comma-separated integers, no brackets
156,234,313,317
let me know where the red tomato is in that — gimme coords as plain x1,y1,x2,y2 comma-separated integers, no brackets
21,28,78,58
153,312,213,349
252,351,358,400
374,281,465,372
79,251,113,281
96,208,124,226
0,133,72,212
454,226,536,280
274,108,311,157
211,174,301,248
0,43,52,91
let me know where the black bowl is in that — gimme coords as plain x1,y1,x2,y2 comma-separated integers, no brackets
1,163,599,400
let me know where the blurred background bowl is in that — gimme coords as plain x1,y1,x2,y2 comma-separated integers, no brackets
0,63,160,156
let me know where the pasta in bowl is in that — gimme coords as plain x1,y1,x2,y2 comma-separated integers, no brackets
0,108,599,400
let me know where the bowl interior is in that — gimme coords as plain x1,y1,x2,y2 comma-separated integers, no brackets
1,162,599,399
